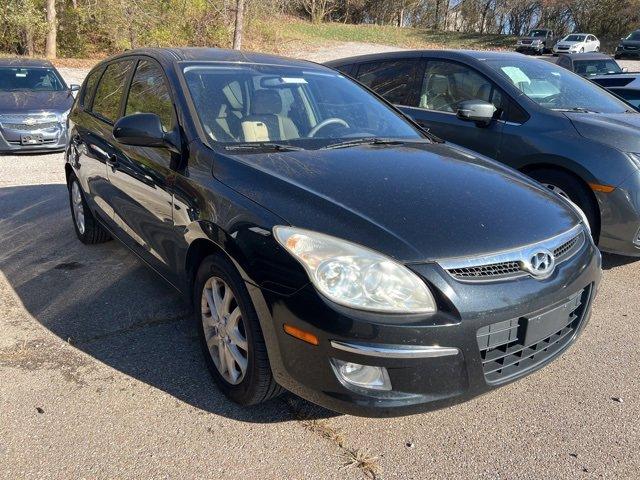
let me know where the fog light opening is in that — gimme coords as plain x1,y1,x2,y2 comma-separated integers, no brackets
331,359,391,391
634,227,640,247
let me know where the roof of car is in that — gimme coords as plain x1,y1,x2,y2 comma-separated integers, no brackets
0,57,54,67
324,49,528,67
560,53,614,61
106,47,324,70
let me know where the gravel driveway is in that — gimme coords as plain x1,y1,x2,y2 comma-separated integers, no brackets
1,43,639,479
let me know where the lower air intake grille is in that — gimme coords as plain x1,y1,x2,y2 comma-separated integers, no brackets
477,286,591,383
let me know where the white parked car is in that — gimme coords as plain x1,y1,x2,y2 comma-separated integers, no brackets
553,34,600,55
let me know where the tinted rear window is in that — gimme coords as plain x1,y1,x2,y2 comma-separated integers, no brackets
356,60,419,105
92,60,134,123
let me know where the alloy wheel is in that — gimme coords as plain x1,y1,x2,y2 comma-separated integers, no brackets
201,276,248,385
71,181,85,235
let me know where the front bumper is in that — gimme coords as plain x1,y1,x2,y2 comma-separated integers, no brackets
253,238,601,417
0,122,67,153
615,48,640,58
516,44,544,53
597,170,640,256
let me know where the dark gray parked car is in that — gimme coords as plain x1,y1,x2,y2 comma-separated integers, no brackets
326,50,640,256
615,30,640,59
0,58,79,153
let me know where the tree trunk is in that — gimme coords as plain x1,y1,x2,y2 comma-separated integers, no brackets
232,0,244,50
25,27,35,56
45,0,57,59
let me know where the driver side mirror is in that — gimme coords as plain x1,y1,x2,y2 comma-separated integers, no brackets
113,113,180,153
456,100,497,127
622,67,629,73
69,84,80,92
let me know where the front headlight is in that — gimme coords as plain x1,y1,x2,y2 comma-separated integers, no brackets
273,226,436,314
628,152,640,169
58,109,70,122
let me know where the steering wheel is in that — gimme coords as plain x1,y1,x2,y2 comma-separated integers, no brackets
540,93,562,105
307,118,350,138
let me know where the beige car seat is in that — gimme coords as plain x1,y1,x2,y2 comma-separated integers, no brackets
241,90,300,142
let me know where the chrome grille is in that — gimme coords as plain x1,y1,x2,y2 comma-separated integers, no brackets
440,226,586,282
1,121,59,131
449,261,522,280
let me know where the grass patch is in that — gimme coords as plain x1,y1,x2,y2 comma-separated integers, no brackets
249,17,517,54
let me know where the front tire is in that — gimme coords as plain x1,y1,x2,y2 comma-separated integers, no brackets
68,176,111,244
194,253,283,406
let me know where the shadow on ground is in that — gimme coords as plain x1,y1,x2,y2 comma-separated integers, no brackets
602,252,639,270
0,184,334,423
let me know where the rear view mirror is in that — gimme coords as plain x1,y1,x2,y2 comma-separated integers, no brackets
113,113,179,153
456,100,497,127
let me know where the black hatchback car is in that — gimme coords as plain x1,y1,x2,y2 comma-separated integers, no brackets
327,50,640,257
66,48,600,417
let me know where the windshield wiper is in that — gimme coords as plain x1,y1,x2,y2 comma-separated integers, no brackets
321,137,410,150
224,142,304,152
552,107,600,114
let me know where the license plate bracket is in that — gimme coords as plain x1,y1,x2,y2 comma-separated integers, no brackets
21,133,44,145
524,294,582,346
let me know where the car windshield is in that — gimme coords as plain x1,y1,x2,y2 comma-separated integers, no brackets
574,59,622,76
625,31,640,41
0,67,66,92
565,35,586,42
182,63,423,149
528,30,548,37
486,58,631,113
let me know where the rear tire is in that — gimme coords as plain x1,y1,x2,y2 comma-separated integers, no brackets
528,168,600,242
194,253,283,406
68,175,111,244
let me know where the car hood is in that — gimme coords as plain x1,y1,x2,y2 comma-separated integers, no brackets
558,41,583,46
621,40,640,47
520,37,544,42
0,90,73,114
565,112,640,152
214,142,579,262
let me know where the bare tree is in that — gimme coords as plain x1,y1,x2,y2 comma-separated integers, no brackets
232,0,245,49
45,0,56,58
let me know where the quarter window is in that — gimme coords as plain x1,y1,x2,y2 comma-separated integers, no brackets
125,60,175,132
92,60,134,123
356,60,419,105
80,67,102,108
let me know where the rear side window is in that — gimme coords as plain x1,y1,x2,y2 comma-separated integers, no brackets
80,67,103,108
333,63,355,76
92,60,134,123
356,60,419,105
125,59,174,131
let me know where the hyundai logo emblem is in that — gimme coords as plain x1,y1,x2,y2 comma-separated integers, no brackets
24,117,37,125
525,249,555,278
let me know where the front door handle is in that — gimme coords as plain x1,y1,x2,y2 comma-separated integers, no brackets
106,155,119,170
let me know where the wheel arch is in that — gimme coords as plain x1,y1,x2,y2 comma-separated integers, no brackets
519,161,601,239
